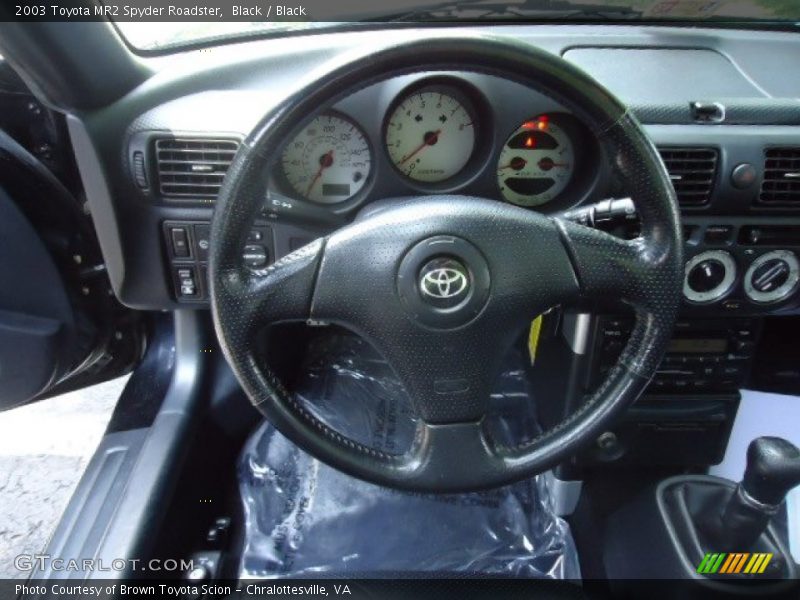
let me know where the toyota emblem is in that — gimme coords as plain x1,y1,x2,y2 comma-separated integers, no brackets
419,259,470,301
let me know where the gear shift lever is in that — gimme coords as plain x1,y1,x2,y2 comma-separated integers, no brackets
741,437,800,505
604,437,800,584
710,437,800,551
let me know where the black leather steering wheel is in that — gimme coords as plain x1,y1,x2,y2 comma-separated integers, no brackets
209,34,683,492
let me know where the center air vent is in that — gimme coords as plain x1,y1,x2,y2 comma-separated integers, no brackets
759,148,800,206
657,147,718,207
155,138,239,200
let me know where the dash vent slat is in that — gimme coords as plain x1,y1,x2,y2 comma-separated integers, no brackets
759,148,800,206
657,147,718,207
155,138,240,200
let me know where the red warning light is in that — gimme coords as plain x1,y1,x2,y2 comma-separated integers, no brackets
521,115,549,132
537,114,549,131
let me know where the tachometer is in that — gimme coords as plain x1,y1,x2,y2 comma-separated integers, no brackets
281,113,371,203
497,115,575,207
385,88,476,183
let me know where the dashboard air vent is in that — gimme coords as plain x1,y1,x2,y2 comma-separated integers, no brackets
155,138,239,200
759,148,800,206
657,147,718,207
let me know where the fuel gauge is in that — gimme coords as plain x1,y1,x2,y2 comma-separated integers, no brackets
497,115,575,207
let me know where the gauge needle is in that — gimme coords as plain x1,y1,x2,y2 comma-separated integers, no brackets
306,150,334,196
398,129,442,165
499,157,527,171
538,157,570,170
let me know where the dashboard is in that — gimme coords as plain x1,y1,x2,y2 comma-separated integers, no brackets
66,25,800,318
136,70,603,226
60,23,800,468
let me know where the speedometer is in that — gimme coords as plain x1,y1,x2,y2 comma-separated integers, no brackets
281,113,371,203
385,87,476,183
497,115,575,207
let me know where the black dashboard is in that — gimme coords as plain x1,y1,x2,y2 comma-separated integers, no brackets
61,23,800,468
143,70,606,301
66,25,800,318
52,22,800,328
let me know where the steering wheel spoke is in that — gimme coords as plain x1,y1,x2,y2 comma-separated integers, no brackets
385,328,503,425
403,420,501,490
215,239,325,341
556,219,656,308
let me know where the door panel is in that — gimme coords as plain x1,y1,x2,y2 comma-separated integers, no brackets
0,125,144,411
0,187,85,409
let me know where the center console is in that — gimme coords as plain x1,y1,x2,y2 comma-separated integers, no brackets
580,317,757,467
572,214,800,469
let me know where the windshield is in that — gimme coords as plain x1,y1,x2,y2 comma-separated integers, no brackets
114,0,800,51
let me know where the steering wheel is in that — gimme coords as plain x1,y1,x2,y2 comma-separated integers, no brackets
210,35,683,492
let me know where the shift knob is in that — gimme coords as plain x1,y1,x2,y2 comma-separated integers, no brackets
706,436,800,551
742,437,800,506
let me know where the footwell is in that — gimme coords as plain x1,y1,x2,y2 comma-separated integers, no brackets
237,332,580,579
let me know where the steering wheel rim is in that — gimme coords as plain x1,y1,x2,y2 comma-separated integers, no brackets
209,34,683,492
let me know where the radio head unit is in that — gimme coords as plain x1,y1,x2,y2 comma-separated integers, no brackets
596,317,760,393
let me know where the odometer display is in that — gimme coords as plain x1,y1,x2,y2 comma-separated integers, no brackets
281,114,371,203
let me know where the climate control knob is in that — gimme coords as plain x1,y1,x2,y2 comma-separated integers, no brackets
745,250,800,304
683,250,736,304
752,260,790,293
688,259,727,293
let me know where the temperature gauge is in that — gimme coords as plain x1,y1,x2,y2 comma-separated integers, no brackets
497,115,575,207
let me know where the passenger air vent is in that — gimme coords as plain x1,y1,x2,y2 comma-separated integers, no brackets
759,148,800,206
657,147,718,207
155,138,239,200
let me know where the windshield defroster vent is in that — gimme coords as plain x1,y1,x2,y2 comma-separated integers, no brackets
759,148,800,206
657,147,719,207
155,138,240,200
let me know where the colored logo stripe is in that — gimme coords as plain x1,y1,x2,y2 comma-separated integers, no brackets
697,552,773,575
697,553,725,574
723,553,749,573
744,553,773,574
719,553,738,573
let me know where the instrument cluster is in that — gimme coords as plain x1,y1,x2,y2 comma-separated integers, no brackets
272,75,598,213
